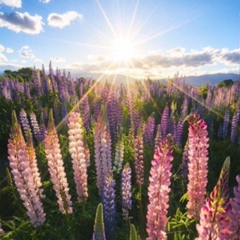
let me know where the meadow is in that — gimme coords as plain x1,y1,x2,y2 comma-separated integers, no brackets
0,65,240,239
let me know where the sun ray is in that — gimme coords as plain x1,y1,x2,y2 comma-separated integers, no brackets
95,0,118,39
127,0,140,40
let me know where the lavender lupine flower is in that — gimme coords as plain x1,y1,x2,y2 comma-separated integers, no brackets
154,124,161,153
146,134,174,240
222,109,230,138
175,118,184,147
80,95,91,133
160,105,170,141
94,113,112,194
121,163,132,221
44,110,72,214
186,113,209,220
230,111,239,143
143,113,155,147
134,133,144,186
30,112,41,142
102,171,117,240
39,112,47,142
68,112,88,203
24,82,31,99
19,108,31,140
180,140,189,179
8,111,45,227
93,96,102,122
229,175,240,239
196,157,232,240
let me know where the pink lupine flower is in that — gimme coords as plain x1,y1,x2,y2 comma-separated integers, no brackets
196,157,232,240
45,110,72,214
8,111,45,227
68,112,88,203
229,175,240,239
0,222,4,236
94,112,112,194
146,134,174,240
186,113,209,220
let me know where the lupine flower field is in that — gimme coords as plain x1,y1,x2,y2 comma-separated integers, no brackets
0,65,240,239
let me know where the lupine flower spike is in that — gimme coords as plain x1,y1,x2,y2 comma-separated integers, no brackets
196,157,231,240
121,163,132,221
44,109,72,214
68,112,88,203
8,111,45,227
146,134,174,240
92,203,106,240
186,113,209,220
102,171,117,240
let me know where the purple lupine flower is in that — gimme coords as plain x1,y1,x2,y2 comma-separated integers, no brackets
229,175,240,239
222,109,230,138
160,105,170,141
186,113,209,220
19,108,31,140
45,110,73,214
154,124,161,153
175,118,184,147
143,113,155,147
102,171,116,240
180,140,189,179
8,111,46,227
230,111,239,143
134,133,144,186
80,95,91,133
217,123,223,138
196,157,232,240
30,112,41,142
121,163,132,221
68,112,88,203
24,82,31,99
181,96,189,117
94,113,112,194
93,96,102,122
146,134,174,240
39,111,47,142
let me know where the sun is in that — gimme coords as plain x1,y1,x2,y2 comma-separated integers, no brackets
112,37,135,61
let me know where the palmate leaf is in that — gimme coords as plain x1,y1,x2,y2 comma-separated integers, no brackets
92,203,106,240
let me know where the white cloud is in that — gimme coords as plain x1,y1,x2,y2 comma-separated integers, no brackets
51,56,65,63
0,0,21,8
0,12,44,34
6,47,13,53
0,44,5,52
0,52,7,61
19,46,35,58
47,11,82,28
39,0,52,3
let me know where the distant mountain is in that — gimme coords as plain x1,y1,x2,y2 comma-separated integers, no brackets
183,73,240,86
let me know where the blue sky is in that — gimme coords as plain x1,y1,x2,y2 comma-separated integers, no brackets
0,0,239,80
